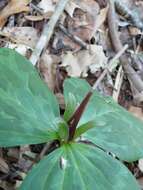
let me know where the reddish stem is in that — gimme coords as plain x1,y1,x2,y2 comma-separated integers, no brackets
68,91,93,141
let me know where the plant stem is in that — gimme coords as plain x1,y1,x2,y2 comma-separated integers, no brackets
92,44,128,89
68,92,92,141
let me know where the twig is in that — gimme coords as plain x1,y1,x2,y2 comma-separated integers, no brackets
108,0,143,92
30,3,43,14
135,34,143,54
58,23,87,49
115,0,143,30
27,142,51,170
112,65,124,102
30,0,70,66
92,44,128,90
35,142,51,162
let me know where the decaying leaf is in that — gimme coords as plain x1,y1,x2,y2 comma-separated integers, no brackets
129,27,142,36
54,0,100,51
128,106,143,121
138,158,143,172
94,6,109,33
0,157,9,174
6,43,29,56
25,12,53,22
3,27,38,48
55,93,65,109
40,51,60,91
0,0,30,28
61,44,107,77
65,0,80,17
66,0,100,41
38,0,55,13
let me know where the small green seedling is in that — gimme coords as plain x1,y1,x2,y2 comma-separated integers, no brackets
0,48,143,190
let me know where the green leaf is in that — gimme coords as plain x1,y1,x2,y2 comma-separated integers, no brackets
21,143,140,190
64,78,143,161
74,121,95,139
57,119,69,143
0,48,60,146
63,92,77,122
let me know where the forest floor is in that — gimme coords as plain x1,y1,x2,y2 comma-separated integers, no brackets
0,0,143,189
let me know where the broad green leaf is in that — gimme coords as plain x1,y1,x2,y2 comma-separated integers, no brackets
21,143,140,190
63,92,77,122
64,78,143,161
0,48,60,146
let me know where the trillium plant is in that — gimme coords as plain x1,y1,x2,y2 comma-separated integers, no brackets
0,48,143,190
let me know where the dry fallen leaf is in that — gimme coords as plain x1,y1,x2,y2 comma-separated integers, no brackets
128,106,143,121
61,44,107,77
61,51,80,77
6,42,32,57
129,26,142,36
25,12,53,22
0,0,30,28
94,6,109,33
138,159,143,172
3,27,38,48
66,0,100,41
137,177,143,189
54,0,100,51
38,0,55,13
65,0,80,17
40,51,60,91
55,93,65,109
0,157,9,174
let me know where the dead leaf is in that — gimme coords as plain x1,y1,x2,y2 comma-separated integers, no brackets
0,0,8,11
55,93,65,109
65,0,80,17
25,15,45,22
66,0,100,41
54,0,100,51
128,106,143,121
38,0,55,13
7,147,20,161
61,51,80,77
94,6,109,33
25,12,53,21
6,43,29,56
0,157,9,174
3,27,38,48
134,91,143,103
40,51,60,91
138,159,143,172
129,26,142,36
137,177,143,189
0,0,30,28
61,44,107,77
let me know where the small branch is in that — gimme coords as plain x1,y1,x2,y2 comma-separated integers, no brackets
115,0,143,30
92,44,128,90
108,0,143,92
112,65,124,102
30,3,43,14
30,0,70,66
36,142,51,161
27,142,51,170
58,23,87,49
